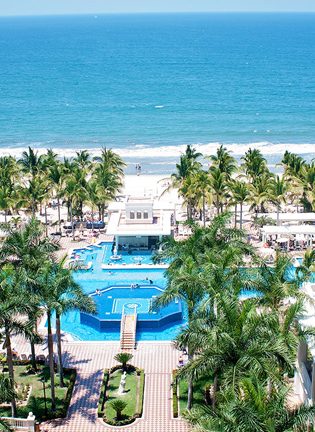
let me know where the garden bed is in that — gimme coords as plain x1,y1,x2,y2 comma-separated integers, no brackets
98,365,145,427
0,364,76,422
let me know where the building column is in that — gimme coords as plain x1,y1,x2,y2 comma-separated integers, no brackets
312,361,315,405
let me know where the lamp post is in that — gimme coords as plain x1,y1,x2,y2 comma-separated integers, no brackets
41,377,47,416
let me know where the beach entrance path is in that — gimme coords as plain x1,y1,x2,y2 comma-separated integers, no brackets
12,337,190,432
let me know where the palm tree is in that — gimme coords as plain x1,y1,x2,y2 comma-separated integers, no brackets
166,145,202,219
110,399,127,420
114,352,133,371
241,148,268,184
43,259,96,387
209,145,236,181
154,257,206,410
0,218,58,369
256,253,302,312
0,185,13,223
208,167,229,214
73,150,91,172
63,173,87,239
93,147,126,177
46,162,65,230
229,180,250,229
177,294,294,410
248,173,273,214
0,265,33,417
19,147,43,180
185,376,315,431
186,171,212,226
269,175,288,225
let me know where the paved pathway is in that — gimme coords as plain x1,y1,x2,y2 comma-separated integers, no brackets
13,337,190,432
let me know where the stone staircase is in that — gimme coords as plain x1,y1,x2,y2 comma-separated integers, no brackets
120,314,137,350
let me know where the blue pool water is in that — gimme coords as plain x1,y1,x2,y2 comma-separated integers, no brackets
71,242,162,267
58,242,186,341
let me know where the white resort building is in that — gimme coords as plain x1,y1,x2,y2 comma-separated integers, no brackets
106,196,174,251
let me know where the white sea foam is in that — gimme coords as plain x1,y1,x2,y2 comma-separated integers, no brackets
0,142,314,160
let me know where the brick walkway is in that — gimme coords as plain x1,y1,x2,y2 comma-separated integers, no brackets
13,338,190,432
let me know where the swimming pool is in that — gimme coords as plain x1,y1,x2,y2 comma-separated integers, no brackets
58,242,186,341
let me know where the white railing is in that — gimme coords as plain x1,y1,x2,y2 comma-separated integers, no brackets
0,412,36,431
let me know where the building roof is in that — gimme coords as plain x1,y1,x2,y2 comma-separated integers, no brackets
261,225,315,236
257,212,315,222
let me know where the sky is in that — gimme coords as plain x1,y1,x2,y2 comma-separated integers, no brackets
1,0,315,16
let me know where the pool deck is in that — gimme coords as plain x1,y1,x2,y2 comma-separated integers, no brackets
12,335,190,432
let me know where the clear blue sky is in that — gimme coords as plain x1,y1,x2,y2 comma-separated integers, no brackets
1,0,315,16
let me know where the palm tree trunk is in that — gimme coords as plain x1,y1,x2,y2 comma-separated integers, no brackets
186,347,193,411
240,202,243,230
56,312,64,388
44,205,48,237
4,210,7,223
187,375,193,410
69,201,74,240
47,310,56,411
212,374,218,409
57,197,61,230
234,204,237,228
277,205,280,226
202,193,206,227
4,322,17,417
30,339,37,372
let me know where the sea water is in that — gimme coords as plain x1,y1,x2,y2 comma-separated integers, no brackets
0,13,315,173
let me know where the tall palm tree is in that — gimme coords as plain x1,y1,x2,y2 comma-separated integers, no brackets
269,175,288,225
0,218,58,368
248,173,273,214
229,180,250,229
241,148,268,184
19,147,43,180
93,147,126,177
0,265,33,417
45,258,96,387
154,257,206,410
208,167,229,214
46,161,65,230
209,145,236,181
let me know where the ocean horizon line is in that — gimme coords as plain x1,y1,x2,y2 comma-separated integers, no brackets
1,11,315,19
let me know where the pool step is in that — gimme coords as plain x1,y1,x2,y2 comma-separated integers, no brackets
120,314,137,350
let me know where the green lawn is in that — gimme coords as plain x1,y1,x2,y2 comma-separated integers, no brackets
0,365,73,421
178,376,213,414
105,370,137,421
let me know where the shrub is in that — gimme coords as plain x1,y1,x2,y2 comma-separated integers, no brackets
113,352,133,371
136,370,145,417
109,399,127,420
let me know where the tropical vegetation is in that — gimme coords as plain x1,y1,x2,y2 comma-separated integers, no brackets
155,209,315,430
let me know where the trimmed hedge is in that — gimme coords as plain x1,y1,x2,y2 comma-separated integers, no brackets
136,370,145,417
172,370,179,418
98,369,109,418
100,366,145,427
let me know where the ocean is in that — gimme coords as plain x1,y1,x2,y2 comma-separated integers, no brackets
0,13,315,173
